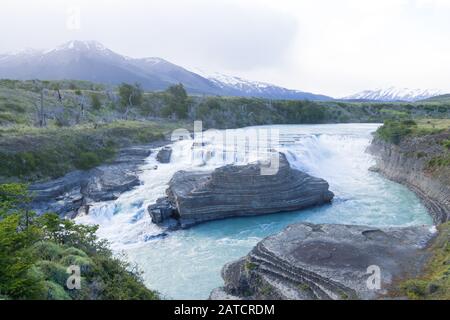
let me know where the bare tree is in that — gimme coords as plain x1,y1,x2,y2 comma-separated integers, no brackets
33,88,47,127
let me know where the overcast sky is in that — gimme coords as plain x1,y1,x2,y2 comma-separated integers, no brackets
2,0,450,97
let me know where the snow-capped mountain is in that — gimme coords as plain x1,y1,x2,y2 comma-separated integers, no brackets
0,40,217,94
342,87,444,102
0,41,331,100
195,70,332,100
0,40,331,100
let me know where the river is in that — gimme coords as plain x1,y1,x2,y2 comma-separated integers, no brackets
76,123,432,299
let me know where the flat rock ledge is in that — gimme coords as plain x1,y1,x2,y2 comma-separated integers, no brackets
148,153,334,229
210,223,436,300
29,142,167,218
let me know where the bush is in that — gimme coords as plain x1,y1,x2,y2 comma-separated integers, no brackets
442,139,450,150
74,152,101,170
0,184,160,300
90,94,102,110
32,242,64,261
376,120,417,144
35,260,69,286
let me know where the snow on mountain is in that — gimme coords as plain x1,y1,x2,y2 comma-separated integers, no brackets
342,87,444,102
194,69,332,100
0,40,331,100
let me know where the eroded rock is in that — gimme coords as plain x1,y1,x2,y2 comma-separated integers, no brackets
212,222,436,300
148,153,334,228
29,143,159,217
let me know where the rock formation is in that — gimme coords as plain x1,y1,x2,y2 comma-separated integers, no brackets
148,153,334,228
156,146,172,163
29,143,164,218
368,134,450,223
210,222,436,300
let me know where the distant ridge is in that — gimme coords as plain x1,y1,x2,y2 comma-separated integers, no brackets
342,87,445,102
0,40,331,101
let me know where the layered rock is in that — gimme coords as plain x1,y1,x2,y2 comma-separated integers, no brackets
211,223,436,300
367,134,450,223
148,153,334,228
29,143,165,218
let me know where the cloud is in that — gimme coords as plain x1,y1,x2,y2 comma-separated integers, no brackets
1,0,450,96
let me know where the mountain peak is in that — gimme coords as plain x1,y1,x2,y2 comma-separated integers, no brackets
0,40,332,100
46,40,107,53
342,87,444,102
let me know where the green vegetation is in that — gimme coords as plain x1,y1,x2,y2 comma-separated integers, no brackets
0,120,183,182
442,139,450,150
1,79,449,128
0,79,449,182
376,120,418,144
245,260,257,271
90,93,101,110
427,155,450,170
376,118,450,144
118,83,143,119
0,183,158,300
399,222,450,300
161,84,189,119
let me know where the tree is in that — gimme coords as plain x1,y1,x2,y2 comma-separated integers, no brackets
162,83,188,119
0,184,42,299
33,84,47,127
90,93,102,110
118,83,143,120
0,183,159,300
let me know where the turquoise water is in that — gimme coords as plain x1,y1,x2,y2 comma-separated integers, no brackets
76,124,432,299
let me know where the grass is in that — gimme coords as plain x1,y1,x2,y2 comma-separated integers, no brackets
245,260,257,271
398,222,450,300
376,119,450,144
0,120,186,182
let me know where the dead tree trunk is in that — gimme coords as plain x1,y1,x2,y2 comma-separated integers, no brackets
36,89,46,127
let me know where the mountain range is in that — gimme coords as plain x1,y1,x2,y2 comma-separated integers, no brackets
341,87,444,102
0,40,446,102
0,40,331,101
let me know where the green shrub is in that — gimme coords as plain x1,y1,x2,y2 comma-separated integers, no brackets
400,280,428,299
442,139,450,150
74,152,101,170
427,155,450,169
36,260,68,286
59,254,93,273
376,120,417,144
32,242,64,261
43,281,72,300
62,247,88,258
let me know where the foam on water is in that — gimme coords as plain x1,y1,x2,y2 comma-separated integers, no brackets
75,123,432,299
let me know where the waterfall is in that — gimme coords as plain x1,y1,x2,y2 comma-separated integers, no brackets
75,123,432,299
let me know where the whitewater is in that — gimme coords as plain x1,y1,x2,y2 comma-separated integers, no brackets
76,123,432,299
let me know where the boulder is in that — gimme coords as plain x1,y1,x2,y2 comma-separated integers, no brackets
148,153,334,228
212,222,436,300
156,146,172,163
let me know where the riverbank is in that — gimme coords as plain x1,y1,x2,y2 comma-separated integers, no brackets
210,120,449,300
367,119,450,224
368,119,450,299
0,120,186,183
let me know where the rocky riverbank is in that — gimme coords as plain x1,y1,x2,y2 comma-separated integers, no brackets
148,153,334,229
367,133,449,224
210,223,436,300
211,123,450,300
30,140,168,218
